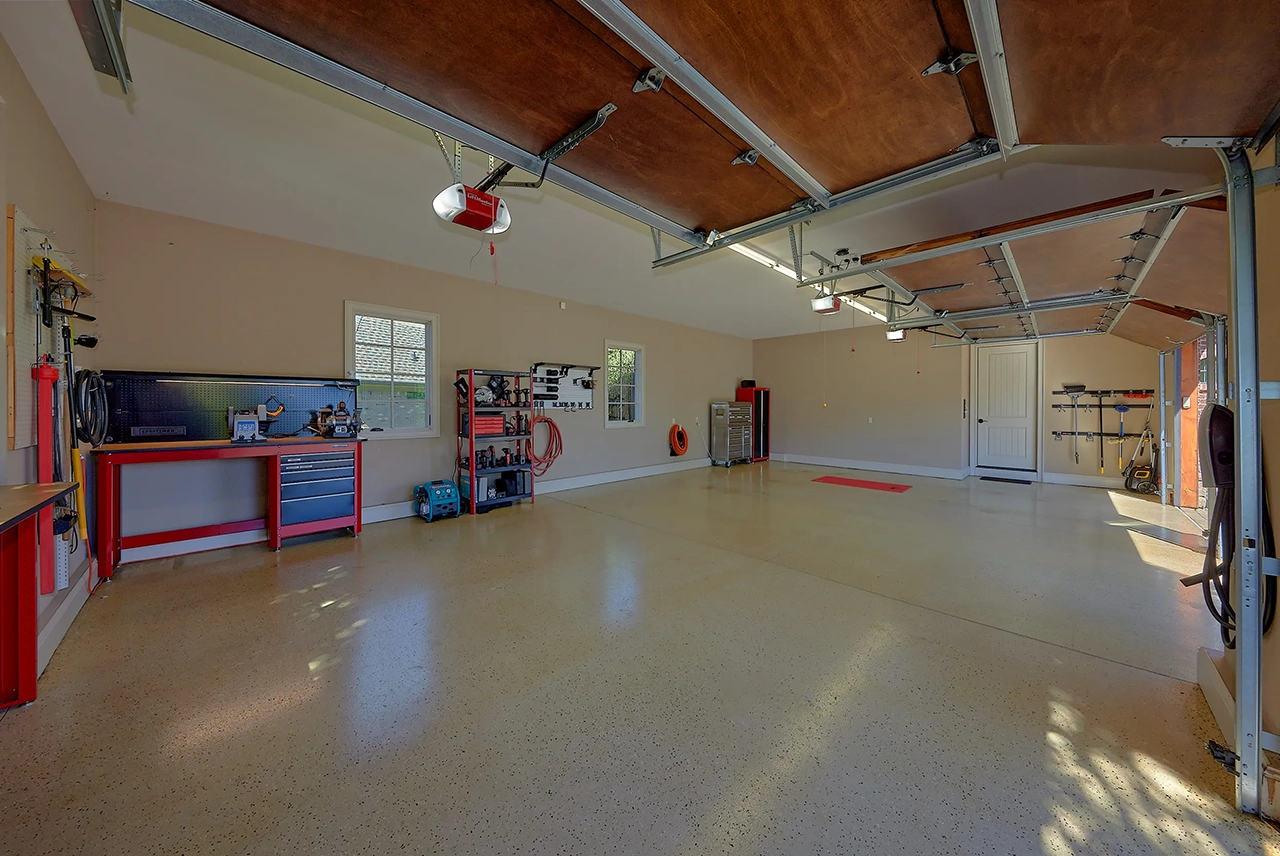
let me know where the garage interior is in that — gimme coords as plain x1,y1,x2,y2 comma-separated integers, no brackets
2,0,1280,852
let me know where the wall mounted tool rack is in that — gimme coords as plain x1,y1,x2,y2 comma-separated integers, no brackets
531,362,598,412
1052,403,1153,410
1049,389,1155,397
456,369,534,513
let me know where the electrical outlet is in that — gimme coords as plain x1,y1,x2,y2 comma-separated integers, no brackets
868,417,873,424
672,417,676,425
695,416,700,424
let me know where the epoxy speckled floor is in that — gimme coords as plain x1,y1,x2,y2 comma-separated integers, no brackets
2,462,1277,854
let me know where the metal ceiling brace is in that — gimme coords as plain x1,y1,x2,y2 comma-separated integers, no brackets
632,67,666,93
798,183,1224,292
1105,207,1186,333
650,226,661,261
869,270,973,342
963,0,1019,156
477,103,617,192
653,138,1003,267
890,290,1134,330
128,0,702,247
998,242,1038,336
91,0,132,95
1219,144,1264,817
921,51,978,77
930,328,1102,348
572,0,832,206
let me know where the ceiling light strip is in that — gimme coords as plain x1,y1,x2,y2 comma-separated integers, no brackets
574,0,832,206
801,183,1223,292
653,140,1005,268
962,0,1019,157
128,0,702,247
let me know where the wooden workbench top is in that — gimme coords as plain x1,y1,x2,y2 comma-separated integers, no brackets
0,483,76,533
91,437,365,454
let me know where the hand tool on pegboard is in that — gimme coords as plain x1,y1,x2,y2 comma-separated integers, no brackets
1063,384,1086,464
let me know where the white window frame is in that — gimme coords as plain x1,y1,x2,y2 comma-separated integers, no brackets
604,340,645,429
345,301,439,440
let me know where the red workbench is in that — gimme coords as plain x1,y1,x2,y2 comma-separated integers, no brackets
92,438,363,578
0,481,76,709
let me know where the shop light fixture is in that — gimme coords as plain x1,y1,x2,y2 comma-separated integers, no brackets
885,329,906,342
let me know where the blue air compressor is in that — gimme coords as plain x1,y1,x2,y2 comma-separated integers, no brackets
414,480,461,522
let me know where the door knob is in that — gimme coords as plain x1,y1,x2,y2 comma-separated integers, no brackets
977,418,986,423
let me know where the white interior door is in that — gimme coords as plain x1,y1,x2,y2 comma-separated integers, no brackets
976,343,1038,471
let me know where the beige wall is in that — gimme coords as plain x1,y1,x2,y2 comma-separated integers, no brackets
752,325,970,475
1,30,98,623
93,201,752,506
1041,334,1159,480
1,32,97,484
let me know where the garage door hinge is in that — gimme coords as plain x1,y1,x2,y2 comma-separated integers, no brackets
922,51,978,77
1207,740,1240,776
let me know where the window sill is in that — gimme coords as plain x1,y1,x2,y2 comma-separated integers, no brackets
605,421,645,430
363,429,440,441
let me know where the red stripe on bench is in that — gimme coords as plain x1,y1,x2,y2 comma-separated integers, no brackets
812,476,911,493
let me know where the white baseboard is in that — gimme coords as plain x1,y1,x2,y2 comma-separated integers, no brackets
778,454,966,481
1041,472,1127,490
363,501,417,523
37,559,93,675
538,457,710,494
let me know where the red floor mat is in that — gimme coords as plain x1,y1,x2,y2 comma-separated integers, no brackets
812,475,911,493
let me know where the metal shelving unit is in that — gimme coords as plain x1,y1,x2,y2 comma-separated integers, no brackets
456,369,534,513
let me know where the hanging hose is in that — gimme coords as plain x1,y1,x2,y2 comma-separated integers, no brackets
669,423,689,456
529,414,562,477
1188,408,1278,649
73,369,109,446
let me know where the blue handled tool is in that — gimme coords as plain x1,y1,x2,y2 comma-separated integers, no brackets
1114,405,1130,471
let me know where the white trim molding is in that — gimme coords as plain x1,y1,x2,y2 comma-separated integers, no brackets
538,457,709,494
363,501,417,523
779,454,966,481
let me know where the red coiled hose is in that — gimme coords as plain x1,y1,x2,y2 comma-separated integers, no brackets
529,415,563,477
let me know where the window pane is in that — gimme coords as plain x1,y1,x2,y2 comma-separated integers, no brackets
607,348,621,367
618,369,634,388
393,319,426,348
619,349,635,370
355,315,392,346
616,384,634,404
354,343,392,381
608,404,621,421
620,404,634,422
607,365,621,386
608,386,621,403
361,381,392,430
393,347,427,383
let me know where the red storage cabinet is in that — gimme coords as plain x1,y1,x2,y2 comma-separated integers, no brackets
735,386,770,462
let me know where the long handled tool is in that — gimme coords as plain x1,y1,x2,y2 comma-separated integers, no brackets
1064,384,1086,464
1097,393,1106,474
1114,404,1129,471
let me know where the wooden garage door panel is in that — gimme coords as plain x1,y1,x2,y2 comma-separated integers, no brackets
890,249,1010,313
1111,305,1205,351
1139,208,1229,316
1009,213,1147,302
1034,306,1109,336
206,0,805,231
1000,0,1280,144
620,0,985,193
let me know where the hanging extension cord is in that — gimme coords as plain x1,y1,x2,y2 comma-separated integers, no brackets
72,369,108,446
529,414,563,477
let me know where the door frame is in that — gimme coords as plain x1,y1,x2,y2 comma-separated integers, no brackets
967,339,1045,480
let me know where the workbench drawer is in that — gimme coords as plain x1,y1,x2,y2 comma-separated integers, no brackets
281,451,356,468
281,476,356,501
280,464,355,483
281,492,356,526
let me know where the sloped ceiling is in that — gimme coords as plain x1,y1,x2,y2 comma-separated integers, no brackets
0,2,1225,340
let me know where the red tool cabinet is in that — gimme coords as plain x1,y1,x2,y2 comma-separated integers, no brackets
735,385,770,462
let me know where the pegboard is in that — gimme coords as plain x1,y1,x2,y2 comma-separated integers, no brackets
531,362,597,411
7,207,77,451
102,371,359,443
